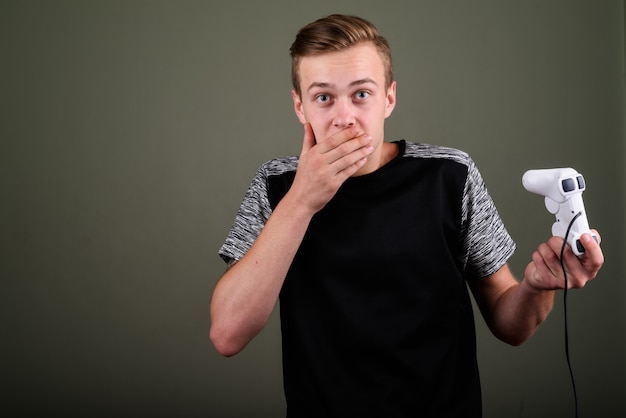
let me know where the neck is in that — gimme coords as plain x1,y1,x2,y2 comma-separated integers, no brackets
353,141,398,177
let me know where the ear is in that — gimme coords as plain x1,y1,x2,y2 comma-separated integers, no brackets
292,89,307,124
384,81,397,118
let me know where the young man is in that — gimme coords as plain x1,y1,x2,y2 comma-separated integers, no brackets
210,14,603,417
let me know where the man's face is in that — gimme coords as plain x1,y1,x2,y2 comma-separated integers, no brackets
292,43,396,149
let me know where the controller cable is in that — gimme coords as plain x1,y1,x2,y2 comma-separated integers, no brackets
560,211,582,418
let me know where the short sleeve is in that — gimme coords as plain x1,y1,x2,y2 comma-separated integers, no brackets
460,159,516,279
218,165,273,264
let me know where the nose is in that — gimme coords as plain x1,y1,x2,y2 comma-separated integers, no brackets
333,99,356,129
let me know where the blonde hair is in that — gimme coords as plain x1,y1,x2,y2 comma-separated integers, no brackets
289,14,394,97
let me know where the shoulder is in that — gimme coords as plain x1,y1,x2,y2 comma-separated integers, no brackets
257,156,299,177
245,156,299,192
402,141,472,167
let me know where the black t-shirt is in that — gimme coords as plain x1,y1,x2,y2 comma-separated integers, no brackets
219,140,516,417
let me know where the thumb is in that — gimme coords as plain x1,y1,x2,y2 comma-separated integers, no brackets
301,123,316,153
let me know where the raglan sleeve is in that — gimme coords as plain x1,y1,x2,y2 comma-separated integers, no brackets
218,164,273,264
460,158,516,280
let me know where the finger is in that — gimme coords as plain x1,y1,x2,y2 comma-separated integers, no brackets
530,250,564,289
537,240,563,276
580,231,602,255
558,245,588,288
579,232,604,274
545,235,566,255
590,229,602,245
549,232,603,278
326,132,373,167
545,235,597,288
534,245,558,278
317,127,363,154
335,152,371,179
301,123,316,154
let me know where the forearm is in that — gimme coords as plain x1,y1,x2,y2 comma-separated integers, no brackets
210,193,314,356
481,233,603,346
472,264,556,346
210,125,377,356
490,278,556,346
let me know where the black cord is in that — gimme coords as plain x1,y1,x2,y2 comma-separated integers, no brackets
560,211,582,418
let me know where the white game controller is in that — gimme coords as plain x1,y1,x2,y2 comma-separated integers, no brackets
522,168,597,256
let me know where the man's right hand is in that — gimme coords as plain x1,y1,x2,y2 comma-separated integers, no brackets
288,123,374,213
211,122,374,356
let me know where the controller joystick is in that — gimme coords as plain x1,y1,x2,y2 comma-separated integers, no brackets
522,168,597,257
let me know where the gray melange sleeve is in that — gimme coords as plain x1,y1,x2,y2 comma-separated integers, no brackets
460,158,516,280
218,164,273,264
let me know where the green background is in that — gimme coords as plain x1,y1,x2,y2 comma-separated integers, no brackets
2,1,624,417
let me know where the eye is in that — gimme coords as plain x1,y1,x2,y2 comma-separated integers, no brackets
355,90,370,100
315,94,331,104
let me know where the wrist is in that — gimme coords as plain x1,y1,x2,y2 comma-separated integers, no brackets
520,275,544,295
281,188,323,219
520,271,557,300
276,190,318,223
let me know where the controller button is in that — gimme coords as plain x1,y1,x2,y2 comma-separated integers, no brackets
562,178,576,192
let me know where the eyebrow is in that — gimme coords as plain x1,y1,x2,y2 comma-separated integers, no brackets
306,78,378,93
